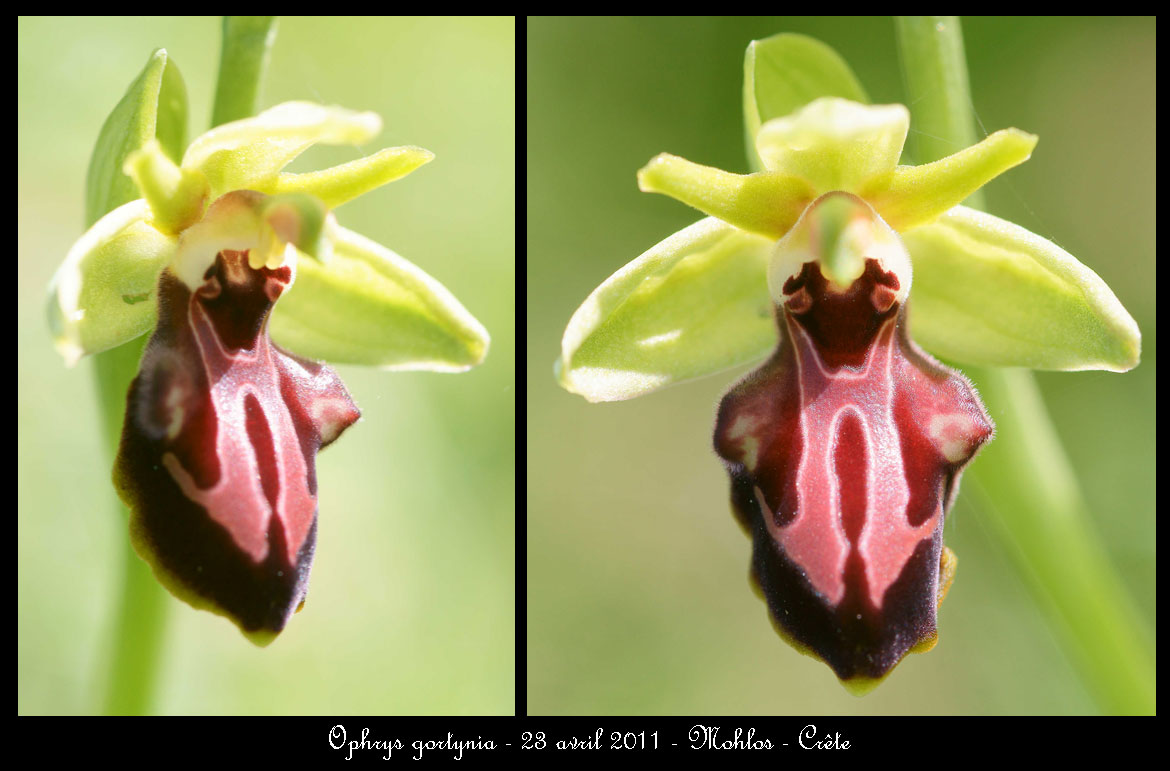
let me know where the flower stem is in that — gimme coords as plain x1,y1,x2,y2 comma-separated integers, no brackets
211,17,277,128
895,15,1154,714
97,336,167,714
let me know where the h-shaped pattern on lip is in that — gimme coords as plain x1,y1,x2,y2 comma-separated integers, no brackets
715,257,992,682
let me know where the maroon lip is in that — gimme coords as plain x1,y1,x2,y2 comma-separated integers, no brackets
114,250,360,642
715,259,992,681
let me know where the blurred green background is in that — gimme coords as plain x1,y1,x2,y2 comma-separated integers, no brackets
19,17,514,714
527,17,1154,714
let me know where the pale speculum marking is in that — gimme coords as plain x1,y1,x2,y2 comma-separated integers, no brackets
758,314,939,610
722,258,991,618
748,311,940,613
163,269,316,567
157,257,327,566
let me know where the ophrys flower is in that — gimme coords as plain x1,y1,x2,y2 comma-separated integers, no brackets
48,51,489,644
556,35,1138,688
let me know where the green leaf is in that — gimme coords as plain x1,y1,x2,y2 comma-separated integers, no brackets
47,200,176,365
557,217,776,402
903,205,1141,372
893,17,983,178
744,33,869,171
269,224,489,371
86,48,188,226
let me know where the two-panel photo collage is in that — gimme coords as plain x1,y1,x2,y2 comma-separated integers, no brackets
19,16,1154,736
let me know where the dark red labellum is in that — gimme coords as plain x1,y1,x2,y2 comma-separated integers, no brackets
114,250,360,644
714,258,993,683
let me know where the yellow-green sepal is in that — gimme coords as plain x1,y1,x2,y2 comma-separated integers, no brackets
47,200,177,366
269,224,489,371
744,33,869,172
755,98,909,193
55,45,187,366
557,217,775,402
904,205,1141,371
181,101,382,197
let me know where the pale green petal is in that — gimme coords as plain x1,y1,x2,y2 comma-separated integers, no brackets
260,193,330,261
267,146,434,209
865,128,1037,231
637,153,813,240
47,200,177,366
743,33,869,172
181,101,382,196
558,217,776,402
904,206,1140,372
269,224,489,371
755,97,908,191
123,139,209,234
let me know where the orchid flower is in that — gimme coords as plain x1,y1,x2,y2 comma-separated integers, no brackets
556,34,1139,689
47,49,489,645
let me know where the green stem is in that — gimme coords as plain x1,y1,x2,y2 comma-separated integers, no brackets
97,16,278,714
97,337,167,715
895,16,1154,714
211,17,277,128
